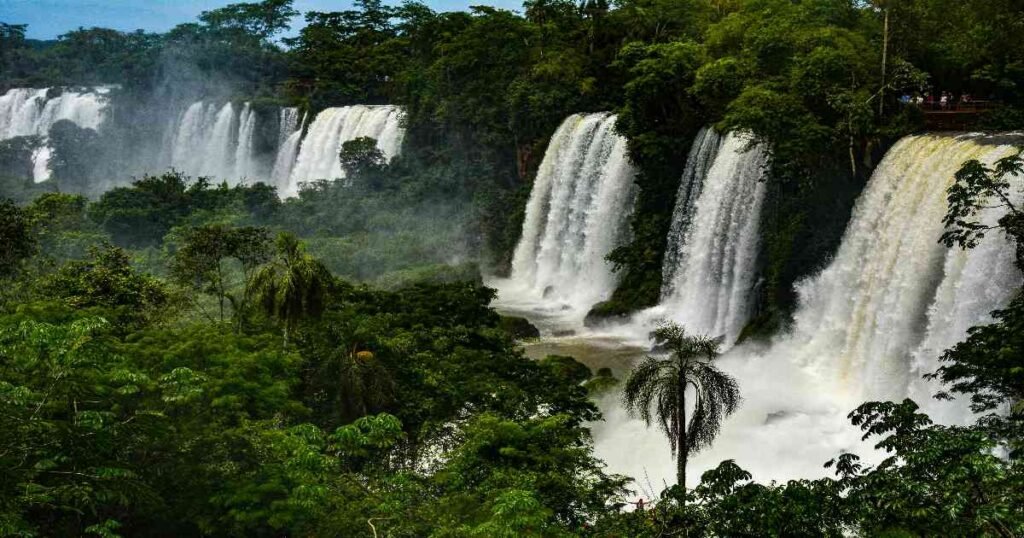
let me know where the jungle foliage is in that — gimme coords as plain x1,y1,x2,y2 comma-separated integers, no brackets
2,1,1024,535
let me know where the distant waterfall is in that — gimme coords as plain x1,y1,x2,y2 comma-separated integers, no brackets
285,105,405,197
776,134,1022,404
233,103,259,179
277,107,301,145
0,87,110,182
659,132,768,343
506,113,637,313
168,101,243,181
271,108,305,193
0,87,108,138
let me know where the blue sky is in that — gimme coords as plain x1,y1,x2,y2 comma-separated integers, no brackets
1,0,524,39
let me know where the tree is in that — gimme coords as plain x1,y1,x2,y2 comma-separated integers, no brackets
25,192,106,262
168,224,271,324
933,152,1024,456
339,136,386,188
250,233,333,344
0,135,42,180
198,0,298,41
941,151,1024,270
842,400,1024,537
0,198,36,279
89,172,194,248
47,119,105,193
37,243,170,330
623,322,740,488
0,318,155,537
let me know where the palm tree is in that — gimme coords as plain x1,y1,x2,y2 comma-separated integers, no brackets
249,233,332,345
623,322,741,489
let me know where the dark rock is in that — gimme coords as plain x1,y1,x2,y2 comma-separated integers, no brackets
497,315,541,339
583,300,632,328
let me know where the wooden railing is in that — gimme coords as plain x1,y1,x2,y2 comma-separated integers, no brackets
911,100,1001,130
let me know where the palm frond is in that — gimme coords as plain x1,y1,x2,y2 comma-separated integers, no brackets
686,362,741,457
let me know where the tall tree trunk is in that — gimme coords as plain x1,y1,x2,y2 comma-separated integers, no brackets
677,368,687,492
879,8,889,116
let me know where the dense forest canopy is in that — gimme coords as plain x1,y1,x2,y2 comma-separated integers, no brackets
1,0,1024,536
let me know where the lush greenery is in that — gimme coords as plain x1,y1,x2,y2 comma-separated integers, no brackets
2,0,1024,535
0,150,1020,536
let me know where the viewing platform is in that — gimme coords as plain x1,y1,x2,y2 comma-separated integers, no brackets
919,100,998,131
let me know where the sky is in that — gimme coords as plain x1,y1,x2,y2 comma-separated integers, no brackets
0,0,523,40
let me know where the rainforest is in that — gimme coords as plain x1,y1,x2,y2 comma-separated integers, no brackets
1,0,1023,535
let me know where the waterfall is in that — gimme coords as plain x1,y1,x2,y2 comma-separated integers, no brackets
165,100,273,184
505,113,637,315
271,109,305,193
233,103,258,180
783,133,1022,404
0,87,109,182
661,126,723,297
0,87,108,139
285,105,405,197
659,132,768,343
593,133,1023,487
31,146,53,183
278,107,300,145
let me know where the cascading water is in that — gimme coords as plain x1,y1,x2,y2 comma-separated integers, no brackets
0,87,110,182
496,113,637,324
782,134,1021,404
167,101,242,181
277,107,301,146
284,105,405,197
658,131,768,344
271,108,305,193
592,132,1023,488
661,127,722,293
0,87,108,138
233,103,259,180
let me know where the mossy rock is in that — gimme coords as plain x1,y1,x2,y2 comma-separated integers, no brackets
583,300,633,328
583,367,620,396
497,315,540,339
539,355,592,385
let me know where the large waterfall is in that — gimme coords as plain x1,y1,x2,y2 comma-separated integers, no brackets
0,87,110,181
658,130,767,343
782,134,1022,405
497,113,637,322
593,132,1022,487
284,105,405,197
